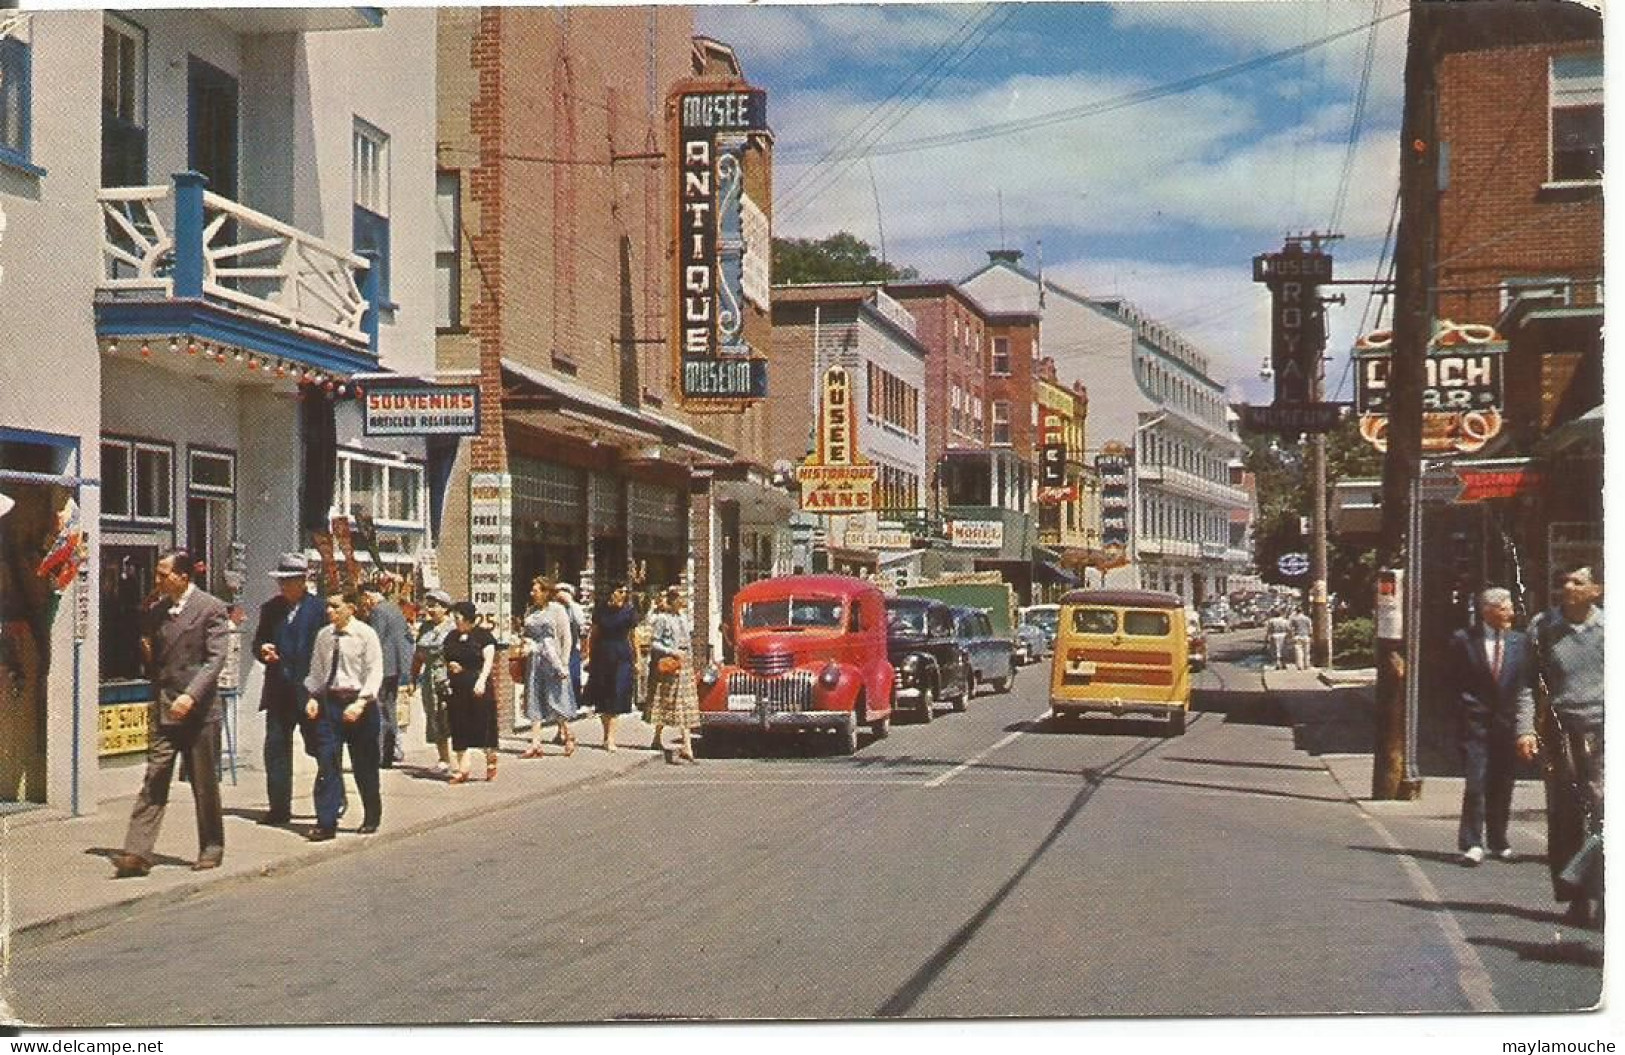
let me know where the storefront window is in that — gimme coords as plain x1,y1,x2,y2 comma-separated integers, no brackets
348,458,383,519
133,443,171,522
387,464,419,523
101,440,130,519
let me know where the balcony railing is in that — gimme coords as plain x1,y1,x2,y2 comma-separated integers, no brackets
1136,463,1251,509
99,172,377,351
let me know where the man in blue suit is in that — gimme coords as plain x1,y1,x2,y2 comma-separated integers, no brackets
1449,586,1537,866
252,553,328,826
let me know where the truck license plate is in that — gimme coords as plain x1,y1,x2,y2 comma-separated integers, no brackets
727,694,757,712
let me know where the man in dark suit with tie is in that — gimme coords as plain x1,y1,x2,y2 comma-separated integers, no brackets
251,553,327,825
1449,586,1537,866
113,550,232,877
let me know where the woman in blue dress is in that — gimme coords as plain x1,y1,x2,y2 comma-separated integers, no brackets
585,582,639,751
520,576,577,757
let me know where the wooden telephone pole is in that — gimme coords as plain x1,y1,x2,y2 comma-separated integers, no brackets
1372,0,1438,800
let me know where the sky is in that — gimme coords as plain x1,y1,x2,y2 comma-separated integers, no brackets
695,1,1413,405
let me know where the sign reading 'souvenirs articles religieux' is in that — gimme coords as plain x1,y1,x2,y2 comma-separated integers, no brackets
362,383,481,437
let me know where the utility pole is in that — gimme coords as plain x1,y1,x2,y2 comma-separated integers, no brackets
1299,232,1340,669
1373,0,1437,800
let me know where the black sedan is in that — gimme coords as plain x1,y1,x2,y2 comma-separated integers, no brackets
884,597,972,722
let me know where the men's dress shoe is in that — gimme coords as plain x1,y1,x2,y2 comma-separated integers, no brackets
358,821,380,835
1491,847,1516,862
112,853,151,878
1460,846,1486,866
191,857,223,872
306,827,337,843
257,812,291,826
1563,898,1596,927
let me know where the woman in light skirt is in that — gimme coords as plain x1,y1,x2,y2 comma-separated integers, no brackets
520,576,578,757
645,586,699,764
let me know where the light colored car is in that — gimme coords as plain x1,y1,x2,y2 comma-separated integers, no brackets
1013,621,1048,665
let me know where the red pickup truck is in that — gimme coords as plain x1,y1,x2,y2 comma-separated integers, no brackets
699,575,895,754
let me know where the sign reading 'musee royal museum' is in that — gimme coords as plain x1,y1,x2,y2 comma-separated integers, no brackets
671,82,771,408
363,383,481,437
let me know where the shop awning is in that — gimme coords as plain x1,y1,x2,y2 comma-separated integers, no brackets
501,359,735,462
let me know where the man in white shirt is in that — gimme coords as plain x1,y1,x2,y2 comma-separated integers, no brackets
303,590,385,842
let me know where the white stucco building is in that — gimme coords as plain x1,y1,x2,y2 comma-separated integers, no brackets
961,251,1251,603
0,9,440,813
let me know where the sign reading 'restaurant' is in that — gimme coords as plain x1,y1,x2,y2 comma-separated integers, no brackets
362,384,480,437
672,83,770,408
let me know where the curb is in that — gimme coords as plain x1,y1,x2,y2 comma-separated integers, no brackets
11,751,662,954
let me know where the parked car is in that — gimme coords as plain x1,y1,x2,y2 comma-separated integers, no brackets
1186,609,1208,672
1020,604,1060,653
951,605,1017,695
1199,605,1231,634
1013,620,1048,666
698,575,895,754
884,597,972,721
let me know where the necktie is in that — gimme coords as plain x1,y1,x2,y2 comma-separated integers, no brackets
326,631,346,689
1491,633,1503,679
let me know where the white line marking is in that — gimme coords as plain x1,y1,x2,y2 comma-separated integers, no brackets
923,709,1048,788
619,778,929,788
1352,805,1500,1011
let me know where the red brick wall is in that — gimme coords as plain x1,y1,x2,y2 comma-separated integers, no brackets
986,318,1037,460
1435,39,1603,327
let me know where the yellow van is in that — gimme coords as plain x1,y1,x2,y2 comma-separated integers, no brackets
1048,589,1191,735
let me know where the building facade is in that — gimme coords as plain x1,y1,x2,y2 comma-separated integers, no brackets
434,13,786,670
960,250,1249,604
0,8,440,812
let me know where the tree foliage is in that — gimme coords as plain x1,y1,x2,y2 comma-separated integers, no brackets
1242,417,1383,616
773,232,919,285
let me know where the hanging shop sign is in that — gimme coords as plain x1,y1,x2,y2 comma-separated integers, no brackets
468,472,513,640
671,81,771,409
1038,408,1069,492
845,528,914,550
798,365,877,514
362,383,480,437
1354,322,1507,455
948,520,1005,550
1093,441,1132,570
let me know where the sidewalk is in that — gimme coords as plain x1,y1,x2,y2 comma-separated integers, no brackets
1258,663,1550,864
2,712,664,954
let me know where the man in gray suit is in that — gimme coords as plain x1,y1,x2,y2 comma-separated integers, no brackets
112,550,232,877
360,578,413,768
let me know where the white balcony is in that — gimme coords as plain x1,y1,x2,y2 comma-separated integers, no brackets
98,177,375,352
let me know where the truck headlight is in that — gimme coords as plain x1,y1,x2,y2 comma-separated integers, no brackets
818,662,842,688
700,665,720,688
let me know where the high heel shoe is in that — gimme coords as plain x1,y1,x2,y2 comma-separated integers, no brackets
677,747,696,765
448,770,469,785
520,745,544,759
563,735,576,757
486,755,499,781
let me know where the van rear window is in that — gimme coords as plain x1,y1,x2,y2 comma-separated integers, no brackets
1124,612,1171,636
1071,608,1118,634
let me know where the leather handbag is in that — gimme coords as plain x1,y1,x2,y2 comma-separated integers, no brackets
656,655,681,677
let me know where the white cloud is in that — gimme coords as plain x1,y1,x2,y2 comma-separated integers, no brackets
767,69,1401,250
697,4,978,76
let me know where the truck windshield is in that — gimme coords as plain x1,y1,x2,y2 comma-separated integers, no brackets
1024,609,1058,632
740,596,844,630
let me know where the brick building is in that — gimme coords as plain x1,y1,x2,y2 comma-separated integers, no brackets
435,11,787,674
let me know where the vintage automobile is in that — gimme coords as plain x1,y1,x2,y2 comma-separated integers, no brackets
951,605,1017,695
698,575,895,754
885,596,972,722
1019,604,1060,654
1049,589,1191,735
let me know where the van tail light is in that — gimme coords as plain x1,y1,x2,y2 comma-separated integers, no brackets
1068,649,1088,663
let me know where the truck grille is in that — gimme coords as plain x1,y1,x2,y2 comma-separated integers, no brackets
727,671,815,713
741,651,794,676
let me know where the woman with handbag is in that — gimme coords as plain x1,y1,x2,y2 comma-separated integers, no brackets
443,600,499,783
585,582,639,752
519,576,578,758
405,589,456,774
645,585,700,764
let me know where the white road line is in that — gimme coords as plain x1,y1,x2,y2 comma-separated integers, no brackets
923,709,1049,788
619,778,929,788
1352,805,1501,1011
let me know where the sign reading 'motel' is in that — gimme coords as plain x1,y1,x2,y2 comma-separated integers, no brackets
671,82,771,409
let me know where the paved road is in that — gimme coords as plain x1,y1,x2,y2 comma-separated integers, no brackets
12,632,1601,1025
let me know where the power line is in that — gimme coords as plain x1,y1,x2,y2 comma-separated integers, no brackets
1327,0,1384,232
776,7,1407,165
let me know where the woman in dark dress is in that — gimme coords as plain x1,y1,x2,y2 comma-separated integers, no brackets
586,583,639,752
443,601,498,784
